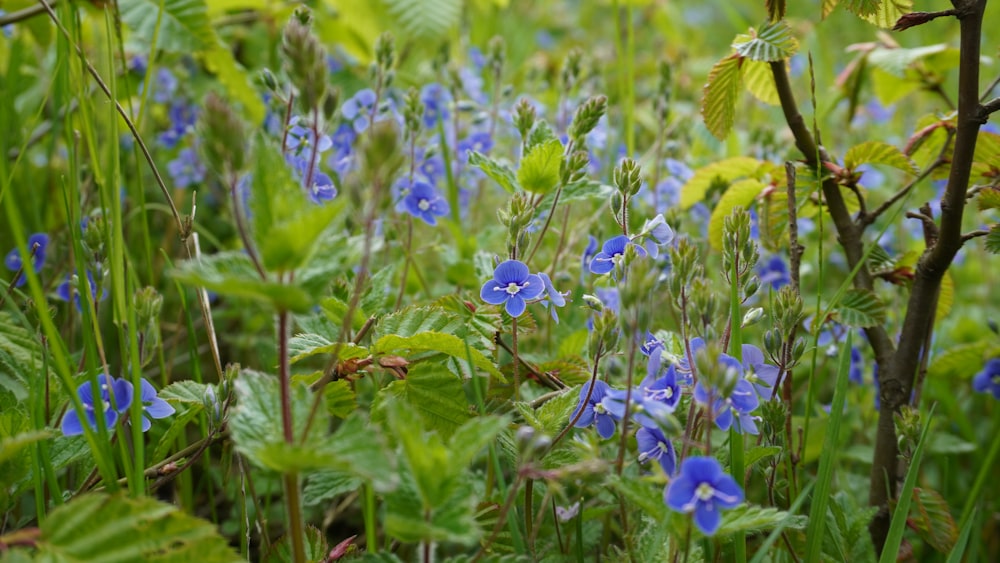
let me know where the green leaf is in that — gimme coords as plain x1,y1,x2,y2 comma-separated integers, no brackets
822,0,840,18
384,466,480,544
744,445,782,469
716,504,808,536
680,157,762,209
732,21,798,62
743,59,780,105
972,132,1000,185
374,364,472,437
605,474,668,520
858,0,913,29
928,341,998,380
171,252,314,313
382,0,462,39
517,139,564,194
288,333,369,363
977,187,1000,211
833,288,887,328
325,379,357,418
845,0,880,17
986,225,1000,254
537,179,614,208
374,305,466,340
0,429,50,466
936,272,954,321
765,0,786,22
34,493,240,562
263,526,328,563
372,332,503,380
469,152,520,193
303,470,361,507
927,433,977,455
200,45,265,125
446,415,509,473
701,54,744,140
844,141,918,175
708,179,765,251
159,380,213,405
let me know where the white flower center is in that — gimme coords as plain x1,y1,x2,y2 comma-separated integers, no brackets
696,482,715,501
504,282,521,295
418,199,431,211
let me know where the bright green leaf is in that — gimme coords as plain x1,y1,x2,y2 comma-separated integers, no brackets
858,0,913,28
977,188,1000,211
374,364,472,437
716,504,808,536
289,333,369,364
263,525,328,563
325,380,357,418
986,225,1000,254
844,141,918,175
469,152,520,193
708,179,765,251
517,139,564,194
732,21,798,62
382,0,462,39
701,54,744,140
834,288,887,328
680,157,762,209
744,59,780,105
170,252,314,313
373,332,503,380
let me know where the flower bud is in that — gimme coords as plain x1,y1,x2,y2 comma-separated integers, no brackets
742,307,764,328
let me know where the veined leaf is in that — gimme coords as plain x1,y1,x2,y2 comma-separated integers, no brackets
908,488,958,553
971,132,1000,185
708,179,765,251
846,0,880,17
263,525,328,563
844,141,918,175
288,333,369,363
834,288,887,328
928,341,998,380
701,54,745,140
716,504,808,536
374,364,472,437
765,0,786,22
382,0,462,39
986,225,1000,254
732,21,798,62
977,188,1000,211
680,156,762,209
469,152,519,193
373,332,503,379
822,0,840,18
517,139,563,194
325,380,357,418
936,272,953,321
34,493,240,562
857,0,913,28
868,44,948,77
170,252,314,313
744,60,780,105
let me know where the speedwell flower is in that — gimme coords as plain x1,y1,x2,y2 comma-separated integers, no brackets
5,233,49,287
665,456,744,535
973,358,1000,400
61,374,133,436
588,235,646,275
637,426,676,476
480,260,543,317
570,380,618,439
403,180,450,226
137,378,176,431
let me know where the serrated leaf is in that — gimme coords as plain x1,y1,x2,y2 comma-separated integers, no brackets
606,474,668,520
708,179,765,251
469,152,519,193
744,60,780,105
303,470,361,507
263,526,328,563
977,188,1000,211
325,379,357,418
0,430,51,465
986,225,1000,254
374,305,465,340
170,252,314,313
517,139,563,194
765,0,786,22
868,44,948,77
858,0,913,29
35,493,240,562
716,504,808,536
537,179,614,208
384,465,480,544
701,54,745,140
846,0,880,17
834,288,887,328
531,388,579,435
288,333,369,363
732,21,798,62
159,381,213,405
971,132,1000,184
680,157,762,209
373,332,502,379
907,488,957,553
447,415,509,471
844,141,918,175
374,364,472,437
382,0,462,39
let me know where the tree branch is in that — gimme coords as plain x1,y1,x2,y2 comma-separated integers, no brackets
983,96,1000,115
867,0,989,554
860,135,953,228
960,228,991,242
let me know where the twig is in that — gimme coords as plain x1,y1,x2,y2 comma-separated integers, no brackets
0,2,53,26
983,96,1000,115
785,163,804,292
859,135,953,228
960,228,991,243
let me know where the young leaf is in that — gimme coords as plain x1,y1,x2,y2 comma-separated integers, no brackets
971,132,1000,185
263,525,328,563
469,152,520,194
732,21,799,62
680,157,761,209
834,288,887,328
383,0,463,39
517,138,563,194
765,0,786,22
708,179,765,251
985,225,1000,254
744,60,780,105
288,333,369,363
936,272,954,321
858,0,913,29
171,252,314,313
716,504,808,536
374,364,472,437
701,54,745,140
844,141,918,175
33,493,240,562
372,332,503,379
976,187,1000,211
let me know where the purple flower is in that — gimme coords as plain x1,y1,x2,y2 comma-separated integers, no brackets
665,456,744,535
604,350,682,429
403,180,450,225
693,352,761,434
570,380,617,439
421,83,451,128
637,426,676,475
635,214,675,258
973,358,1000,400
480,260,543,317
849,347,864,384
61,374,133,436
158,101,198,148
137,378,176,431
151,68,178,104
589,235,646,275
741,344,780,400
167,148,206,189
341,89,378,133
640,331,665,357
537,272,568,322
458,132,494,160
5,233,50,287
416,153,446,185
286,116,333,156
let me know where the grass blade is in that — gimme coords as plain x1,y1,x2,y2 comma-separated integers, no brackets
879,404,936,563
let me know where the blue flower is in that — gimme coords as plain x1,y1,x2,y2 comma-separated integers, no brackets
756,255,789,290
635,214,675,258
137,378,176,431
167,148,206,189
640,331,665,357
1,10,15,38
665,456,744,535
740,344,780,400
580,235,599,284
403,180,450,225
151,68,178,104
637,426,676,475
56,270,108,311
589,235,646,275
604,349,682,428
693,352,761,434
458,132,493,160
61,374,133,436
537,272,568,322
286,116,333,156
570,380,618,439
849,347,864,384
480,260,543,317
973,358,1000,400
342,89,378,133
5,233,49,287
417,152,446,185
421,83,451,128
158,101,198,148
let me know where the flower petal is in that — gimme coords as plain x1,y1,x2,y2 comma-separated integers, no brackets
518,274,545,300
589,254,615,274
145,398,176,419
693,501,722,535
61,410,84,436
664,474,697,512
505,295,526,317
494,260,529,285
480,280,508,305
595,414,616,439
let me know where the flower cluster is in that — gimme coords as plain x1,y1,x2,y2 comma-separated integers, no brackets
61,374,174,436
4,233,49,288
